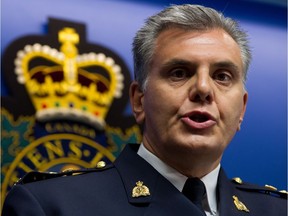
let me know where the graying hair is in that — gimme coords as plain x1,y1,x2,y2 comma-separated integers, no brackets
132,4,251,90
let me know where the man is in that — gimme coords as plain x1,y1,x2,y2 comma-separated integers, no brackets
2,4,287,216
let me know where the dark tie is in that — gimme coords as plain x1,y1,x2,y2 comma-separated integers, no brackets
182,178,206,216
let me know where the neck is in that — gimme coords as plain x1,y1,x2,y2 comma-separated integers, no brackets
142,137,221,178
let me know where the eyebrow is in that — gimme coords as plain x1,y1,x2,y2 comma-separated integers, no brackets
159,59,196,73
213,61,241,73
162,58,241,73
162,59,192,68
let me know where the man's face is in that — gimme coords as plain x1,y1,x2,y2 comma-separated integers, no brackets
130,28,247,170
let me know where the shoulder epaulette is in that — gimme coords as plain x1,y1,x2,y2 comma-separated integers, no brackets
231,177,288,199
15,161,113,185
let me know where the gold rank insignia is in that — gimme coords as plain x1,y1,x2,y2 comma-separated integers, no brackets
279,190,288,195
232,177,243,184
132,181,150,198
233,195,250,213
96,161,106,169
264,184,277,191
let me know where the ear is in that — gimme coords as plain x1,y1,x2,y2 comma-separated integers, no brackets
237,92,248,131
129,81,145,124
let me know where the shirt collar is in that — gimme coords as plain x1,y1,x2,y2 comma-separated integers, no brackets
137,143,220,215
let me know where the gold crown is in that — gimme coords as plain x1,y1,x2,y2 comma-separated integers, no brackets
14,27,124,129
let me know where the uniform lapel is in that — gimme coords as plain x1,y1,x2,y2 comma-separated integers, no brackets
218,168,250,216
114,144,207,216
142,176,207,216
114,144,155,205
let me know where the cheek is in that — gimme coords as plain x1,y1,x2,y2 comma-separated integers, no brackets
221,97,245,127
144,93,168,118
143,88,180,123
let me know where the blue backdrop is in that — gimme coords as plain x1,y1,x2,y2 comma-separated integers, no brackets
1,0,287,190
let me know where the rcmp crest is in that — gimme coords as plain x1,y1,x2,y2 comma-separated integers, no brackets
1,18,142,204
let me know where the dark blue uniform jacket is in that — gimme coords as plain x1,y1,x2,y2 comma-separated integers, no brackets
2,144,287,216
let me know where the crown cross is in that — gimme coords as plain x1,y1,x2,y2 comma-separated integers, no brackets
59,28,79,86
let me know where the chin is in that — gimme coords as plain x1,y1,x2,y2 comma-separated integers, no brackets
184,138,223,153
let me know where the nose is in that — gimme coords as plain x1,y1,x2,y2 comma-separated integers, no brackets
189,72,213,104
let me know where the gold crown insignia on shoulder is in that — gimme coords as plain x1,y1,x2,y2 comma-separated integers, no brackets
15,27,124,129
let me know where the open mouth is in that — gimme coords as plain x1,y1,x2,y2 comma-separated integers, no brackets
189,113,210,123
182,111,216,129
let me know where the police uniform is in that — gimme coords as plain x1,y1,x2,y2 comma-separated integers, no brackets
2,144,287,216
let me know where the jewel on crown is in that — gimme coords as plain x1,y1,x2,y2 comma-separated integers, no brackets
14,27,124,129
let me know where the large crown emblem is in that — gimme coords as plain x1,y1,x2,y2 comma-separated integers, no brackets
14,27,124,129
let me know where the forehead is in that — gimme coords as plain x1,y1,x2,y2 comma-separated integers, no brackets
151,28,243,72
155,27,238,48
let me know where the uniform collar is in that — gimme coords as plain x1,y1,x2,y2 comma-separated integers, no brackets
114,144,211,216
137,143,220,215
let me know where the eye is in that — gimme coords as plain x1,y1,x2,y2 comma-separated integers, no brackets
213,71,232,84
169,68,189,81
